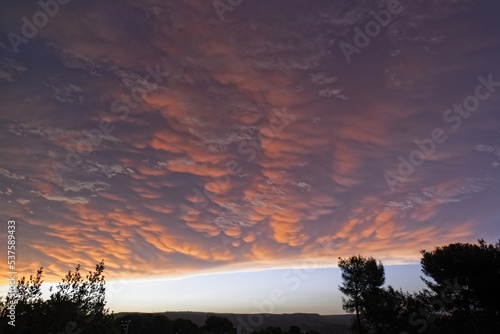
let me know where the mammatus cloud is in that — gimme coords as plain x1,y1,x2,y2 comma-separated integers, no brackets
0,0,499,283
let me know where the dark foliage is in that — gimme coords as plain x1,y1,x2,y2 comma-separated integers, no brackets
338,255,385,333
338,239,500,334
0,260,118,334
419,239,500,334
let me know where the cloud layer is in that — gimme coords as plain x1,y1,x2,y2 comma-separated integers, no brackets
0,0,499,281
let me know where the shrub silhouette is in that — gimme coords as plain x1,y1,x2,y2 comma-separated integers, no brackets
202,315,236,334
0,260,118,334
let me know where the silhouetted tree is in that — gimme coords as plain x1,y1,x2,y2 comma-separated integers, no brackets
338,255,385,334
144,314,173,333
420,239,500,334
0,260,118,334
0,268,46,333
202,315,235,334
362,285,428,334
172,317,199,334
48,260,116,333
287,325,301,334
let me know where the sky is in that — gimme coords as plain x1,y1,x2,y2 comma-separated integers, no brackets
0,0,499,315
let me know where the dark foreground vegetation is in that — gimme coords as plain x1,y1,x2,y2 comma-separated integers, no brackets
0,239,498,334
338,239,500,334
115,313,327,334
115,312,352,334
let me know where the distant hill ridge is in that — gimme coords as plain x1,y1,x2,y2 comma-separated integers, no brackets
115,311,353,334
